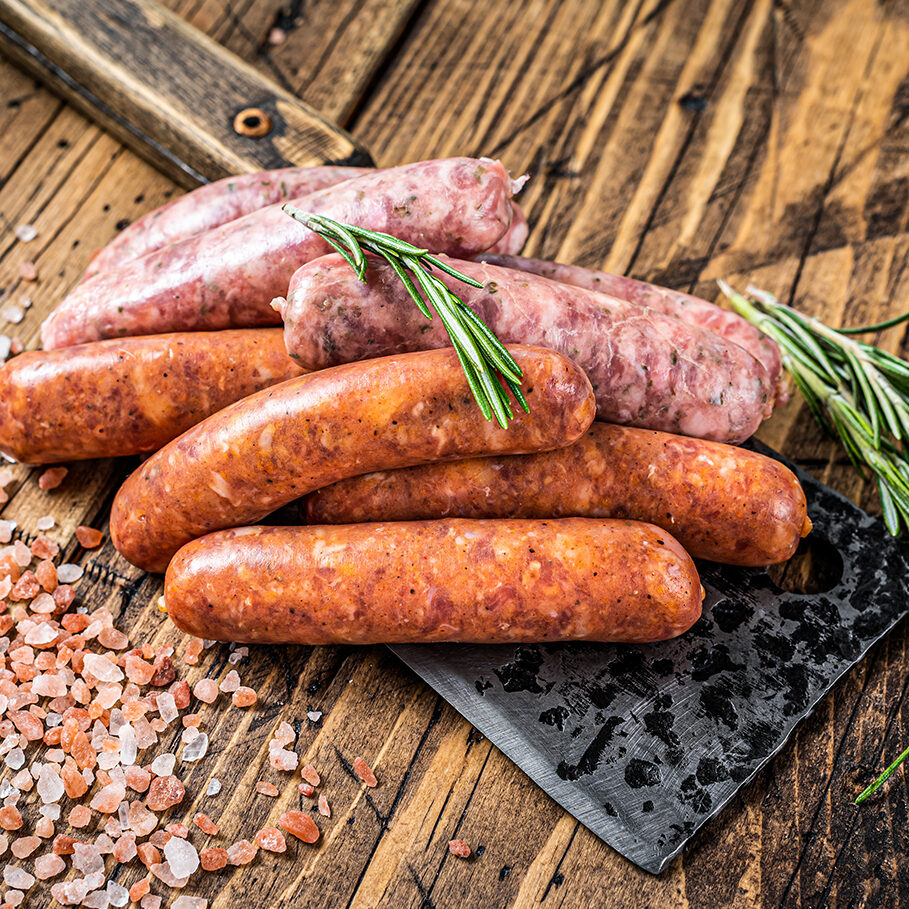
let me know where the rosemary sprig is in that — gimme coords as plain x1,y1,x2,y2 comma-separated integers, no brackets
283,206,527,428
854,745,909,805
718,281,909,536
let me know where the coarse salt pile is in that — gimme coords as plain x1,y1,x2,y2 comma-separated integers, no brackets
0,510,386,907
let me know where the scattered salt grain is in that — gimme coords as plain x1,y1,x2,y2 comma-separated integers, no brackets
231,687,257,707
36,515,55,531
90,780,126,813
4,747,23,770
17,261,37,282
181,726,199,745
192,678,218,704
5,890,22,907
270,748,298,772
83,652,124,682
150,753,176,777
155,691,177,724
3,864,34,888
218,669,240,693
226,839,256,866
0,520,14,543
272,721,295,746
173,899,208,909
182,732,208,762
24,623,57,646
34,852,65,879
39,805,60,820
268,26,286,44
149,861,189,888
1,305,23,324
83,890,110,909
448,839,471,858
38,467,67,491
227,647,248,665
164,835,199,877
141,896,162,909
37,765,65,804
56,563,83,583
118,723,137,766
73,842,104,874
307,710,323,722
206,778,221,796
14,224,37,242
107,880,129,907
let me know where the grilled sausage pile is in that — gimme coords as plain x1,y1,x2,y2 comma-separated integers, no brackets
0,157,811,646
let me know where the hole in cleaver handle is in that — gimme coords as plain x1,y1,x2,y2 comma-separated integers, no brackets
0,0,374,188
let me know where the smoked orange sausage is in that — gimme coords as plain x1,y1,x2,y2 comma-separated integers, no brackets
164,519,704,645
305,423,812,566
110,345,595,572
0,329,303,464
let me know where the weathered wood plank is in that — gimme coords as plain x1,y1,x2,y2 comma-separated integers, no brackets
0,0,907,905
0,0,371,188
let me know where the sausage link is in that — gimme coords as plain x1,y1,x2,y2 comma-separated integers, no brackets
164,519,704,644
0,329,303,465
486,203,528,254
110,345,595,572
274,254,773,443
42,157,517,349
305,423,812,566
83,166,373,281
480,253,786,403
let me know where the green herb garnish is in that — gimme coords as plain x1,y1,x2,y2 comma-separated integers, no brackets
283,206,526,428
719,281,909,536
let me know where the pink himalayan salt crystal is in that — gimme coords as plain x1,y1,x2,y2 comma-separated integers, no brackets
218,670,240,693
82,652,123,683
125,764,151,792
128,801,158,837
32,673,67,697
165,823,188,838
113,833,137,863
164,835,199,876
51,880,88,905
124,655,155,686
155,692,177,724
5,888,24,907
35,816,54,838
318,794,331,818
97,626,128,650
132,715,157,749
183,638,203,665
3,865,34,888
13,539,32,566
146,775,184,811
73,841,104,874
0,834,7,855
140,896,162,909
192,813,218,836
254,827,286,853
69,804,92,827
149,861,189,888
172,898,208,909
226,839,256,866
301,765,320,787
37,764,65,803
273,721,295,746
10,770,31,791
11,834,40,857
34,851,65,879
231,687,256,707
192,678,218,704
30,592,56,614
90,780,126,813
255,781,279,797
269,748,298,772
38,467,67,491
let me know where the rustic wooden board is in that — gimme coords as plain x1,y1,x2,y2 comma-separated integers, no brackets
0,0,908,906
0,0,372,187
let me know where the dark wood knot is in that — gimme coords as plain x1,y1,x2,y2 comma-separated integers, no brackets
233,108,273,138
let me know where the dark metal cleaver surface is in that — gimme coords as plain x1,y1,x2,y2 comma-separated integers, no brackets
390,442,909,874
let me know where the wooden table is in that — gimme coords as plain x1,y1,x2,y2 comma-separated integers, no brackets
1,0,908,906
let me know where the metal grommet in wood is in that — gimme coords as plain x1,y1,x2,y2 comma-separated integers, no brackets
233,108,273,138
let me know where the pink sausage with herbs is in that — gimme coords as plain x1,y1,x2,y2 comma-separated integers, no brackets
480,253,785,403
164,519,704,645
83,165,373,280
110,345,595,572
42,157,520,349
273,255,773,443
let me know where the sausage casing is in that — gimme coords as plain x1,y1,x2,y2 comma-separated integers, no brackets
110,345,596,572
0,329,303,464
274,254,773,443
164,519,704,645
42,157,518,349
83,165,373,280
479,253,785,403
305,423,812,566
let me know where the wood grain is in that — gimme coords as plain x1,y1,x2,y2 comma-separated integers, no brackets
0,0,908,906
0,0,372,187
